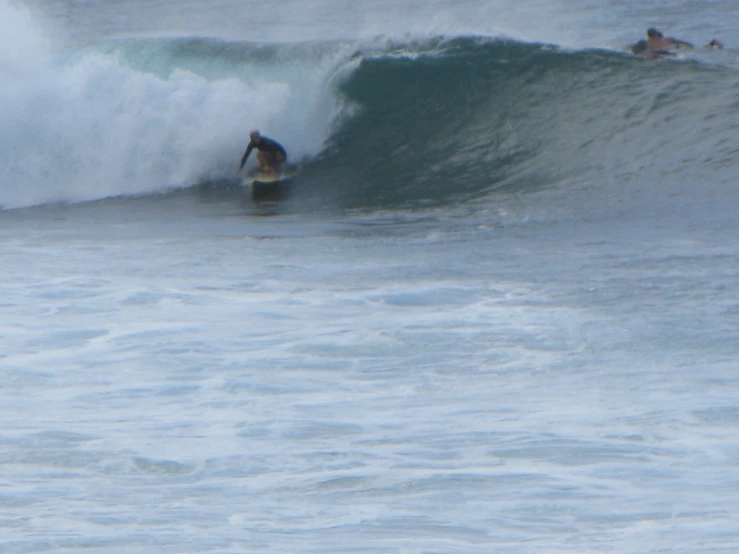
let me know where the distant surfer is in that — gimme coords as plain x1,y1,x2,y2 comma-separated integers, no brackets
630,27,693,59
706,39,724,49
238,130,287,176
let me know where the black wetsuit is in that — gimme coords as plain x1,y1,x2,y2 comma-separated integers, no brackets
239,136,287,170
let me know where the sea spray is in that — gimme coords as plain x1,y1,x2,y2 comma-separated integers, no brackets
0,7,348,209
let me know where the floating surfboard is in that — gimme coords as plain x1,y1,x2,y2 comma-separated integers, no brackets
247,172,293,202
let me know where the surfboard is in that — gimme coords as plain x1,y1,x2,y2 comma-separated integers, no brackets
247,172,292,202
251,172,282,185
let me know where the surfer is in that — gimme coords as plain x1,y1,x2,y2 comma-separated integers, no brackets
630,28,693,60
238,130,287,176
706,39,724,49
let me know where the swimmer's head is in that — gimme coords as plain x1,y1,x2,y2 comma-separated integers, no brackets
647,28,663,38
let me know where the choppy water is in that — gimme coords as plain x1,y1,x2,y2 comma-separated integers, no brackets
2,1,739,552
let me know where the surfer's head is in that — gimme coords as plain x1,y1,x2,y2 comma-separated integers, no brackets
647,28,663,38
250,129,261,141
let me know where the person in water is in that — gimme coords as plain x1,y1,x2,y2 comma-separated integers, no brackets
238,130,287,176
630,27,693,59
631,30,725,59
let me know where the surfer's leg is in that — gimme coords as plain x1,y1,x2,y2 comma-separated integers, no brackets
275,152,286,171
257,150,272,173
262,151,282,174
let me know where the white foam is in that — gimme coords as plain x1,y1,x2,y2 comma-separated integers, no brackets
0,3,350,209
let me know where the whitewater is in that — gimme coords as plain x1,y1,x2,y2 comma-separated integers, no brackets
2,0,739,552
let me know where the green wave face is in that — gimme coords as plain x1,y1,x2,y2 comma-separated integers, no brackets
311,37,730,210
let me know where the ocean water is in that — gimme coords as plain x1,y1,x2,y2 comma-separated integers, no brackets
2,0,739,552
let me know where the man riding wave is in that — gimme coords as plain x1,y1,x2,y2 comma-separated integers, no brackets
238,130,287,176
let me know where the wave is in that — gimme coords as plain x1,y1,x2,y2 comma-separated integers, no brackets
0,5,353,209
308,37,739,213
2,2,738,217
